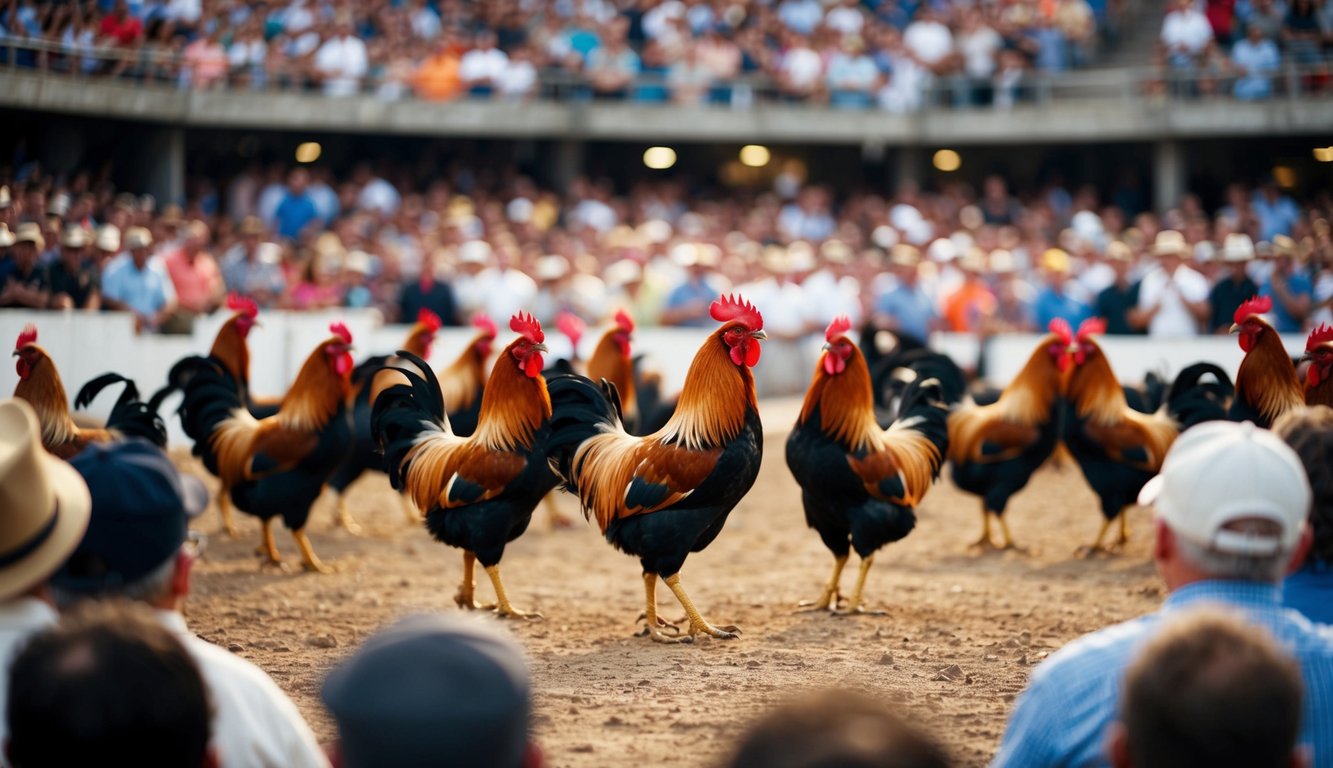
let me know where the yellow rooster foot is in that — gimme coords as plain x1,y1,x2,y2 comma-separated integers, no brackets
489,604,543,621
968,535,1000,551
832,603,888,617
301,558,334,574
647,625,694,644
636,614,682,638
687,620,741,640
1074,543,1120,558
454,590,480,610
796,591,844,613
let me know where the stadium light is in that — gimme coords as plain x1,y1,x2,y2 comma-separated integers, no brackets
1315,147,1333,163
739,145,771,168
933,149,961,172
643,146,677,170
295,142,322,164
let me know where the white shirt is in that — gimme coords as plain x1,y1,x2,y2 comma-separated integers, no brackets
1161,9,1213,53
314,35,368,97
498,60,537,98
904,20,953,66
459,47,509,85
357,178,400,215
0,598,59,760
781,46,824,88
157,611,328,768
825,5,865,36
1137,264,1209,336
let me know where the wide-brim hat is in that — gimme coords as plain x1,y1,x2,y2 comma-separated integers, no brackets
0,224,14,248
14,222,44,250
1221,234,1255,263
1151,230,1188,257
0,399,92,601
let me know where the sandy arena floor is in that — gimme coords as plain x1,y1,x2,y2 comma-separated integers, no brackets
182,398,1162,767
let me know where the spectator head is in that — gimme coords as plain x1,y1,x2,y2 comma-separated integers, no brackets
0,399,92,603
1273,407,1333,567
94,224,121,259
1109,609,1305,768
60,225,88,264
5,600,214,768
184,220,210,254
239,216,265,245
288,168,311,195
1246,22,1266,42
1221,233,1255,278
1041,248,1071,286
125,227,154,266
322,614,538,768
725,689,951,768
1139,421,1312,586
1105,241,1133,278
11,222,44,268
1272,236,1297,273
51,440,208,610
1150,230,1188,273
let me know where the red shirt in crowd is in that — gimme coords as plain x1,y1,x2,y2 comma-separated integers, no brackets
99,13,143,46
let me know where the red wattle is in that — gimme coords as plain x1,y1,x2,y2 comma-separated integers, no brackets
822,353,845,376
524,354,544,378
15,360,28,380
744,341,761,367
335,352,354,377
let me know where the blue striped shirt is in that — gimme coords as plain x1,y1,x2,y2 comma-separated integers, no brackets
992,581,1333,768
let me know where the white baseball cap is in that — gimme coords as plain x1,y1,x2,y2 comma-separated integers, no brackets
1138,421,1310,556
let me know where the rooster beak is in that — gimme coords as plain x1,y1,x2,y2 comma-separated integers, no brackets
10,351,16,357
1229,323,1241,334
821,342,830,351
534,343,549,353
751,330,768,341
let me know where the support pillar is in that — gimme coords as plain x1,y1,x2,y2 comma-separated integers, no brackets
894,147,924,191
1152,140,1185,214
144,126,186,206
548,140,584,195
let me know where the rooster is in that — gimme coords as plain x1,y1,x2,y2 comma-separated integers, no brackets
370,313,556,619
947,321,1069,551
325,309,443,533
1060,318,1179,554
12,325,166,459
1298,323,1333,407
1229,295,1303,428
585,309,638,431
786,316,948,614
174,322,355,572
546,295,766,643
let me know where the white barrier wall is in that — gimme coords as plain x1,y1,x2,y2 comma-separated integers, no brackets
1,309,1303,448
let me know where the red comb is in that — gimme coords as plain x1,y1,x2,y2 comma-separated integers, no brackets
614,308,635,333
556,311,585,344
472,313,497,338
226,293,258,318
710,294,763,331
1048,318,1073,345
417,309,442,333
825,315,852,343
1234,295,1272,325
329,321,353,345
509,312,544,344
1307,323,1333,351
1076,317,1106,341
15,324,37,350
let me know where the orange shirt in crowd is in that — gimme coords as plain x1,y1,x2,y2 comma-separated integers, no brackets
164,249,223,313
943,280,998,332
414,51,462,101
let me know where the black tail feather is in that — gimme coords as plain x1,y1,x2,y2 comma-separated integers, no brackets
369,350,447,492
546,374,622,493
1165,362,1235,430
75,372,167,448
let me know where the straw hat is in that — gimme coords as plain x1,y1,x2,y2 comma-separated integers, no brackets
1041,248,1071,274
0,399,92,601
61,225,89,249
95,224,121,253
0,223,14,248
889,244,921,268
535,255,570,282
1271,235,1297,258
1150,230,1188,257
124,227,153,251
1221,234,1255,263
14,222,44,250
1105,241,1133,262
989,248,1017,274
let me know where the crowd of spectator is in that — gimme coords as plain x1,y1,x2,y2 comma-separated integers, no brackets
2,159,1332,356
0,0,1120,110
1157,0,1333,99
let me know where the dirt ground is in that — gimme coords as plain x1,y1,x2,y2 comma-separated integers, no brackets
183,398,1162,768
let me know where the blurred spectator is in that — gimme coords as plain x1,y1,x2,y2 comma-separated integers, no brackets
826,38,880,109
1109,609,1304,768
6,601,213,768
322,614,540,768
0,223,50,309
1133,230,1210,336
667,40,713,104
414,37,464,101
53,439,329,768
0,398,92,757
943,249,997,332
460,31,509,98
271,168,321,241
101,226,177,334
993,420,1333,766
1208,233,1259,333
726,689,951,768
1252,179,1302,241
162,220,224,326
400,257,461,327
1274,406,1333,625
587,30,640,100
221,216,286,306
1160,0,1215,69
873,244,935,344
1093,242,1143,334
1032,248,1091,329
661,243,723,327
183,26,228,89
314,19,369,97
46,225,99,310
904,7,955,78
1231,23,1280,100
1260,236,1312,332
98,0,143,47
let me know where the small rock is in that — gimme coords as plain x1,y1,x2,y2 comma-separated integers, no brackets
227,643,245,653
878,652,894,665
604,716,624,727
933,664,964,682
571,745,595,753
983,654,999,662
671,663,684,672
746,660,761,668
306,634,338,649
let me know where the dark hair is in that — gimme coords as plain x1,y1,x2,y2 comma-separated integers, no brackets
726,690,951,768
6,600,212,768
1274,405,1333,564
1119,610,1303,768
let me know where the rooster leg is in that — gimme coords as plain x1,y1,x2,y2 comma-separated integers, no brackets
331,492,363,536
399,492,421,524
969,506,997,549
1117,514,1130,547
996,517,1027,552
293,528,332,574
835,556,888,616
1075,519,1113,558
254,518,281,565
664,573,739,640
483,565,542,620
797,555,848,612
544,494,573,530
638,573,684,642
454,552,479,609
218,491,239,538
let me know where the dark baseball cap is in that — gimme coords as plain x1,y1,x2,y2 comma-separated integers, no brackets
53,440,208,593
322,614,532,768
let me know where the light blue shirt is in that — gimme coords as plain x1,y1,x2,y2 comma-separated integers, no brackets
1232,38,1280,99
1262,270,1313,333
101,254,176,321
874,283,935,343
1286,561,1333,626
993,581,1333,767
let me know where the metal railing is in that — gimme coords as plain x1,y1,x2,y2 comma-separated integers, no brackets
2,34,1330,111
